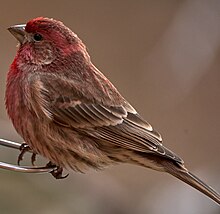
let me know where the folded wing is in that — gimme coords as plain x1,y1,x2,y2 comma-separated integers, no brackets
29,72,183,164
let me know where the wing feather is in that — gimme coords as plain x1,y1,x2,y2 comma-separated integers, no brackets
29,73,183,164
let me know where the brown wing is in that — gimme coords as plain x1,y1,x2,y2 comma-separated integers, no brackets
29,72,183,164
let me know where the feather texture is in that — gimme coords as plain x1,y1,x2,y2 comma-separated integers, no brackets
29,72,183,164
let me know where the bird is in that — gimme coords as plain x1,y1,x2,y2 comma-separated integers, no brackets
5,17,220,205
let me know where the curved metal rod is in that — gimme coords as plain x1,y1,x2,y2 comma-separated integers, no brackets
0,138,22,150
0,138,56,174
0,161,56,173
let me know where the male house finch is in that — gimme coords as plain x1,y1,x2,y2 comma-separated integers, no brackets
6,17,220,205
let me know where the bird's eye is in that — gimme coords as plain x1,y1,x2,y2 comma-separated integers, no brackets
33,33,43,42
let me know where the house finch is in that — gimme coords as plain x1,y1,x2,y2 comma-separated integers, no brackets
6,17,220,205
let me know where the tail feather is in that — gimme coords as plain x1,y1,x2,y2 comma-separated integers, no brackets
120,152,220,205
164,161,220,205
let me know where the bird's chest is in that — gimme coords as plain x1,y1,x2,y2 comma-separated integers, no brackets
5,75,32,137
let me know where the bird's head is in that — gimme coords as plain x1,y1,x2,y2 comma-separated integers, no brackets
8,17,86,66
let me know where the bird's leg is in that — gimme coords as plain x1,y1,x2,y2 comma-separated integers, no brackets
17,143,37,166
31,153,37,166
46,161,69,179
17,143,30,165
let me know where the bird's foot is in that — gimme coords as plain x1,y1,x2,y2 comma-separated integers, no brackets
17,143,36,166
46,161,69,179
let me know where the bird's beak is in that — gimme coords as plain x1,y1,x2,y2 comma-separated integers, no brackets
8,24,26,44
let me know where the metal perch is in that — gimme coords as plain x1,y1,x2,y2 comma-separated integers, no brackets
0,138,56,174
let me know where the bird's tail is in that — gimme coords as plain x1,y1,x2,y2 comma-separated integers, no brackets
112,151,220,205
163,160,220,205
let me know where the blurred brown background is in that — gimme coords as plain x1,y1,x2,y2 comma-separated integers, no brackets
0,0,220,213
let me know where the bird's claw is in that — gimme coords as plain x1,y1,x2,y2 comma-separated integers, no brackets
17,143,30,165
31,153,37,166
18,144,68,179
17,143,36,166
46,161,69,179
